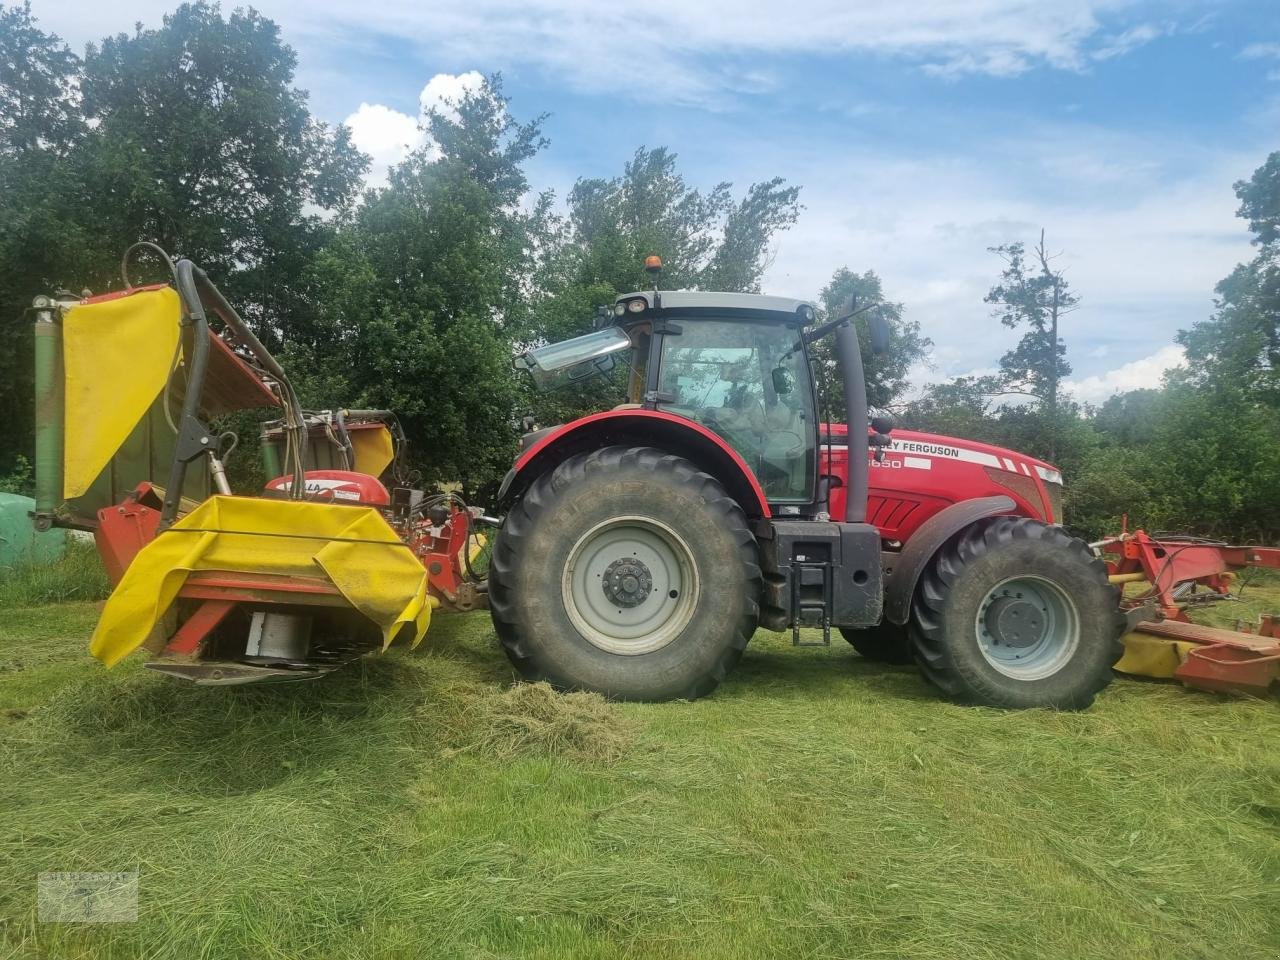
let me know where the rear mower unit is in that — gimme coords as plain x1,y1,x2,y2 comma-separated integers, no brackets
1103,528,1280,695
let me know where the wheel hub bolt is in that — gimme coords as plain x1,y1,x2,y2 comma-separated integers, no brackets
601,558,653,607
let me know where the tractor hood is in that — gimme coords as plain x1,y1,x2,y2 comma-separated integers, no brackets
821,423,1062,484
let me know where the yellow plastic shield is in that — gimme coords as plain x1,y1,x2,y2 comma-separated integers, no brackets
350,424,395,478
1114,632,1198,679
63,288,182,498
89,496,433,667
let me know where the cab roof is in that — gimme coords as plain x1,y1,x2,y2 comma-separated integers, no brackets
616,290,815,318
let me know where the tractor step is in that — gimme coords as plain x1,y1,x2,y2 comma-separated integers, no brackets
791,620,832,647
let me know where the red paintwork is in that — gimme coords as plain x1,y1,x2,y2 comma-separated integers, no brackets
514,409,773,518
164,599,236,655
180,571,342,599
95,482,164,584
1100,530,1280,695
403,505,473,603
264,470,391,507
1100,529,1280,622
822,423,1055,541
1130,619,1280,695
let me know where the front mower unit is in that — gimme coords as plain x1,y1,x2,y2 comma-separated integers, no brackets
31,248,482,684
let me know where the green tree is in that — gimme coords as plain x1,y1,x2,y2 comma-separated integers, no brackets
0,3,89,486
985,230,1076,455
809,268,931,417
541,147,800,326
0,2,365,485
899,374,1007,444
300,75,551,492
76,1,366,339
0,2,82,157
1140,375,1280,540
1091,388,1164,446
522,146,802,426
1178,151,1280,406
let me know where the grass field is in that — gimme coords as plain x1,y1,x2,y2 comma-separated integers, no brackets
1,573,1278,959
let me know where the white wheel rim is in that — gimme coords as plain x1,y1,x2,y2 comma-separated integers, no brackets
973,575,1081,681
561,516,700,655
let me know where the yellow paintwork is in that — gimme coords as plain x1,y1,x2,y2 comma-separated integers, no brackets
62,288,182,498
350,424,395,478
90,495,434,667
1114,631,1198,679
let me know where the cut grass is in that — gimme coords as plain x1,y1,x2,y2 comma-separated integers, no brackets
0,586,1278,958
0,540,110,608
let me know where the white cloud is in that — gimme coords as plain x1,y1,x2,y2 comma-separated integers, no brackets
419,70,485,122
1063,344,1185,404
1240,42,1280,60
38,1,1164,106
344,102,421,185
343,71,487,185
1092,22,1164,61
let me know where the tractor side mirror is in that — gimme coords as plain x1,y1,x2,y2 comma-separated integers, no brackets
771,366,795,396
869,311,890,356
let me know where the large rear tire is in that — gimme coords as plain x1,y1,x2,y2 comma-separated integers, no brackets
488,447,761,701
908,517,1125,709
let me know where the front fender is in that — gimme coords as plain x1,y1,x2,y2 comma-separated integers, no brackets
883,495,1016,625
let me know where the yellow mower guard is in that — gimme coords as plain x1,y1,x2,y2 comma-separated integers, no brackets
90,496,434,667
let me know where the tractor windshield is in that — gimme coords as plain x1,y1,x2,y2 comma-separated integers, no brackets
657,318,815,502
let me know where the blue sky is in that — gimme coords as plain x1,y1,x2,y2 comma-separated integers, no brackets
36,0,1280,402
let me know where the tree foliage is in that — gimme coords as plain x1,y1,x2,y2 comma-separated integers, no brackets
810,268,931,416
985,232,1075,405
298,76,552,491
77,2,366,338
1178,152,1280,407
523,146,803,425
0,1,363,486
0,4,91,487
0,2,82,157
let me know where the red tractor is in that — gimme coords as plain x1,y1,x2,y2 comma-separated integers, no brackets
491,271,1125,708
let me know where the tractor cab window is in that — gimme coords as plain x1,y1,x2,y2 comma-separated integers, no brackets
657,319,815,502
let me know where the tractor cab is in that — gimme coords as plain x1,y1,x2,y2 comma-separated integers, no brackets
516,291,821,505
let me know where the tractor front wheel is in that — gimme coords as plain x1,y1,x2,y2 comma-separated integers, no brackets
908,517,1125,709
488,447,761,701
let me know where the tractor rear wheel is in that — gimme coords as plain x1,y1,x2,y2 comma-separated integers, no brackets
908,517,1125,709
840,623,913,665
489,447,761,701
